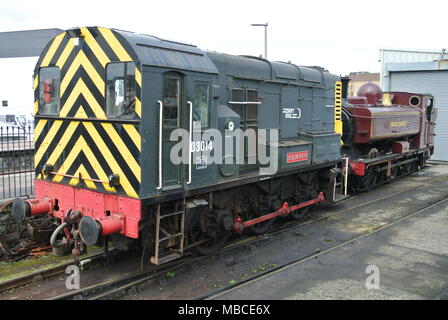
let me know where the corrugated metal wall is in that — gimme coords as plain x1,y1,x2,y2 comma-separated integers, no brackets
390,70,448,161
380,49,447,90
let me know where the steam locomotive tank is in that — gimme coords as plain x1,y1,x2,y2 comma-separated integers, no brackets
343,105,421,144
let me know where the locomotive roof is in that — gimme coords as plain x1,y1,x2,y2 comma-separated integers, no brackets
206,51,338,86
114,28,337,85
113,28,219,74
37,27,337,85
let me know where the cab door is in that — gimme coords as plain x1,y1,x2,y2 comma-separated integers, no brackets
160,73,184,190
186,75,215,187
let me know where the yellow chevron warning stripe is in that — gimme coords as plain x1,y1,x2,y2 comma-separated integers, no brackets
98,27,132,62
60,78,107,119
43,121,80,167
41,33,65,67
83,121,138,197
53,135,116,192
135,67,141,87
34,120,63,166
56,37,75,69
135,97,141,118
80,27,111,67
123,124,141,151
60,50,104,96
34,119,47,142
33,75,39,90
101,123,141,182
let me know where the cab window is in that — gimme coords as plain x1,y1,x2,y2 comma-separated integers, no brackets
163,77,180,126
106,62,136,118
39,67,60,115
193,83,210,128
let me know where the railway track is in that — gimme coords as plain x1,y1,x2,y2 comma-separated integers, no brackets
198,195,448,300
0,171,444,299
42,173,447,300
0,252,104,294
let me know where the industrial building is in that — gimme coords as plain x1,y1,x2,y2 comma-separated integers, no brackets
345,72,380,97
380,48,448,161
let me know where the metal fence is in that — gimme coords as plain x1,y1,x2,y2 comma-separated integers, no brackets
0,125,34,200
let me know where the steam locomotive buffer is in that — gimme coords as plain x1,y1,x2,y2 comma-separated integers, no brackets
9,27,437,266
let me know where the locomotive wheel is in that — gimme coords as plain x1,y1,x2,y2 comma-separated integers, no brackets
246,209,275,235
290,206,312,221
409,161,418,173
391,164,399,179
364,166,378,190
189,226,231,256
401,163,412,176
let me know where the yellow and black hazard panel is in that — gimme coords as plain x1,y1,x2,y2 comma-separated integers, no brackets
334,80,343,145
33,27,141,198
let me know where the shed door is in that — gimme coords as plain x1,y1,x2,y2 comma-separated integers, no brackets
390,70,448,161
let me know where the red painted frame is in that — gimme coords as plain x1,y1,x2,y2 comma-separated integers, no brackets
34,180,141,239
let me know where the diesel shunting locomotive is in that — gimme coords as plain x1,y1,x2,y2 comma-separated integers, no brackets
9,27,437,265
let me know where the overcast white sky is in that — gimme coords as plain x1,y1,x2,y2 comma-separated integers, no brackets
0,0,446,76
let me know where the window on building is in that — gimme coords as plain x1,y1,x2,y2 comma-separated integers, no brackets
193,83,210,128
39,67,61,115
106,62,136,118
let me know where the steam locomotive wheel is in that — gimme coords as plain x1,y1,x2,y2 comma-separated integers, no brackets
391,164,398,178
364,166,378,190
401,163,413,176
409,161,418,173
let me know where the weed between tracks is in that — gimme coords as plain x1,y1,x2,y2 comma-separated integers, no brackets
0,247,103,283
209,263,278,289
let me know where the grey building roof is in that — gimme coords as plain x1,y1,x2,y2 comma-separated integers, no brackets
0,28,63,58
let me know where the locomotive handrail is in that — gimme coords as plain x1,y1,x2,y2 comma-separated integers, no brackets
50,171,108,184
187,101,193,185
34,115,140,124
157,100,163,190
228,101,262,105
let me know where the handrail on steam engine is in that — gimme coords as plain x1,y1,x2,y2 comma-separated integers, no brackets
157,100,163,190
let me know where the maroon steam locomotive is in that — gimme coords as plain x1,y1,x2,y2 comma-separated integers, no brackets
341,82,437,192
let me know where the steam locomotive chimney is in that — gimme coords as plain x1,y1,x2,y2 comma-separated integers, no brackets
340,76,351,99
